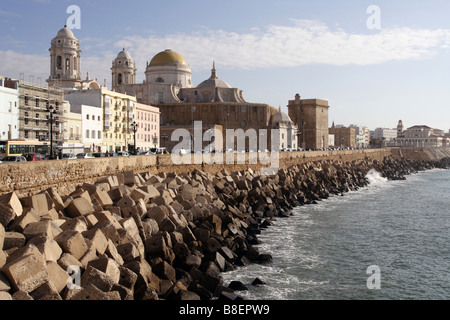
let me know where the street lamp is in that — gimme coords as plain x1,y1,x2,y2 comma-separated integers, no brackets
47,105,57,160
131,121,138,155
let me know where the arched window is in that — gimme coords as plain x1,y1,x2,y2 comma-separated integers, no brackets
56,56,62,70
65,58,70,71
156,77,164,83
118,73,123,85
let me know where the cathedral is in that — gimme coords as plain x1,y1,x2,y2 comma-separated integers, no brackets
111,48,300,151
44,25,331,152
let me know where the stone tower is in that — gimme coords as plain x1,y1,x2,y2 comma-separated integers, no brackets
288,93,330,150
48,26,82,89
397,120,404,137
111,48,137,91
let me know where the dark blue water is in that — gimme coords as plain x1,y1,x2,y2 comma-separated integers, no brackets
222,169,450,300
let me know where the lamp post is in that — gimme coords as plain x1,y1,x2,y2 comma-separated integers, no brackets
47,105,57,160
131,121,138,155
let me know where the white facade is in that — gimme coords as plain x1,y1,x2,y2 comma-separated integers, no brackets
373,128,397,141
395,125,448,147
135,103,160,151
71,104,103,152
328,134,335,147
0,77,20,141
350,125,370,148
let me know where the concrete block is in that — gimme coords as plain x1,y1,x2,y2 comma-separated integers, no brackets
124,259,154,291
30,281,62,300
0,203,15,228
0,250,6,268
81,265,115,292
0,224,3,250
60,217,88,233
130,188,150,203
79,245,98,268
118,265,138,289
82,228,108,255
105,239,124,265
0,192,23,217
45,188,65,212
0,291,12,300
117,242,140,263
0,271,11,291
20,193,48,217
46,261,69,293
57,253,83,272
9,208,40,233
65,197,94,218
146,206,168,225
1,252,49,293
87,257,120,284
140,185,160,199
28,236,62,263
116,195,135,208
54,230,88,260
69,283,109,300
153,261,176,282
85,214,98,228
23,221,55,241
93,189,113,208
2,232,26,250
11,291,33,300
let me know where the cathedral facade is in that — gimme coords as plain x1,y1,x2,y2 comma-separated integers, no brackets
111,49,300,151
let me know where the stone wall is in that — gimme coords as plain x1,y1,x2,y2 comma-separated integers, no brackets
1,147,448,198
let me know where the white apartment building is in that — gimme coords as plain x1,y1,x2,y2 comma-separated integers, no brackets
70,104,103,152
0,77,20,141
372,128,397,142
349,124,370,148
135,102,160,152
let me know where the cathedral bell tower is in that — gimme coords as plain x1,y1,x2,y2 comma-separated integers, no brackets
111,49,137,91
48,26,82,89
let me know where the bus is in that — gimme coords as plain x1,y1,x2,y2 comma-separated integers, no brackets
0,140,51,158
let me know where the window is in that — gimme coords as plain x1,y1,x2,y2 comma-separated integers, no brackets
98,131,101,139
118,73,123,85
92,130,95,139
86,114,89,120
156,77,164,83
57,56,62,70
158,92,164,103
65,58,70,71
25,130,29,138
98,116,101,121
86,130,90,138
24,96,29,106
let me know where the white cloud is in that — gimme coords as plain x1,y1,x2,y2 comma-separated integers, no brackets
2,20,450,85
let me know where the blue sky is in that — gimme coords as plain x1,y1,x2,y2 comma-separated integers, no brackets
1,0,450,131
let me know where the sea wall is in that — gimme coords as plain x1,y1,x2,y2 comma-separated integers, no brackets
0,150,449,300
0,148,398,198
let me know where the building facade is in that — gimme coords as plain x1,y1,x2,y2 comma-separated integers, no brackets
18,81,65,145
111,49,285,151
394,125,448,147
65,88,137,153
349,125,370,148
135,103,160,152
0,76,20,141
288,94,329,150
329,125,356,148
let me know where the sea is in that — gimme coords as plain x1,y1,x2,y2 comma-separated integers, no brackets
222,168,450,300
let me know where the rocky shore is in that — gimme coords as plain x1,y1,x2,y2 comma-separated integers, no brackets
0,155,449,300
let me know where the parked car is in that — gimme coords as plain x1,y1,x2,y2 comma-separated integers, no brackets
138,151,155,155
1,156,27,162
76,153,95,159
61,153,77,160
117,151,130,157
92,153,107,158
22,153,46,161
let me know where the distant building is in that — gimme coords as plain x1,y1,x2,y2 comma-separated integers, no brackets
349,124,370,148
17,81,65,145
135,103,161,152
394,124,448,147
288,94,329,150
372,128,397,143
65,88,137,153
329,125,356,148
0,76,20,141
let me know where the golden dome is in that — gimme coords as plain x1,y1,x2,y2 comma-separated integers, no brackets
149,49,189,67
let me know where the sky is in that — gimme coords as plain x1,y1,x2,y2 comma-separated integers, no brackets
1,0,450,131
